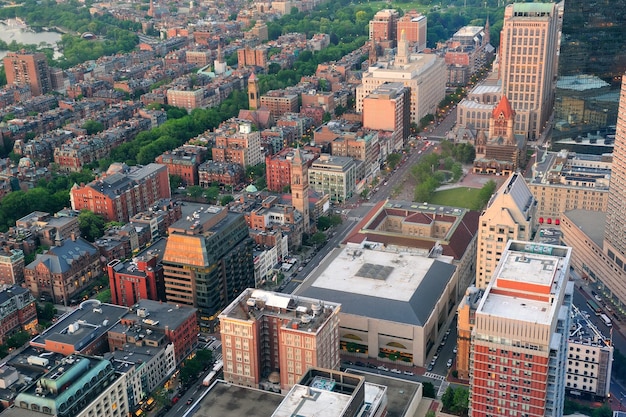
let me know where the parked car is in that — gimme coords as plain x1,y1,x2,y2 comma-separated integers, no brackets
433,354,439,361
391,368,401,374
355,361,366,367
367,363,377,369
377,365,389,371
595,295,602,302
427,364,434,372
446,359,453,368
453,346,458,354
404,371,414,376
445,329,451,336
430,359,436,366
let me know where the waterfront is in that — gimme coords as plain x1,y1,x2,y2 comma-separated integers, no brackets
0,19,62,60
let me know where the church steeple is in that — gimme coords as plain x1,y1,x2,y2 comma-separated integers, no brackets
291,147,310,234
248,71,260,110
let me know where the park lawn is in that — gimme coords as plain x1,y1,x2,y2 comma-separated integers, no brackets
429,187,483,210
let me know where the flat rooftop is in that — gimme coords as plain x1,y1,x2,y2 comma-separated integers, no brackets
479,241,571,325
480,292,554,324
221,289,340,334
299,244,456,326
310,245,451,302
563,209,606,248
191,381,284,417
272,384,352,416
31,300,127,351
344,369,422,417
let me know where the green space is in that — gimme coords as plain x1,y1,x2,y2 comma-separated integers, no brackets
428,187,483,210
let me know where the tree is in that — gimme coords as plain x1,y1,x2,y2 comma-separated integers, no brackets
187,185,204,200
37,303,56,321
317,216,332,231
441,386,455,411
422,381,436,398
220,195,234,206
310,231,326,246
95,289,112,303
592,404,613,417
386,153,402,170
6,330,30,349
78,210,106,242
170,175,183,189
452,387,469,414
204,186,220,203
82,119,105,135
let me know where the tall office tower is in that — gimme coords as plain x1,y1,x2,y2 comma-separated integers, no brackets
219,289,341,391
291,148,310,233
3,51,52,96
499,3,560,140
469,241,573,417
162,204,254,332
475,173,537,289
552,0,626,146
604,75,626,267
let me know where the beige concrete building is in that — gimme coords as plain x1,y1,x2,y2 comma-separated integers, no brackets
561,76,626,311
526,149,610,221
219,288,341,392
469,241,573,417
356,33,446,125
298,200,479,367
299,243,458,367
499,2,560,140
476,173,538,289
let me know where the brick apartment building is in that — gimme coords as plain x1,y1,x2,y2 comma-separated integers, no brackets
156,145,208,186
70,163,171,222
219,289,340,391
3,51,51,96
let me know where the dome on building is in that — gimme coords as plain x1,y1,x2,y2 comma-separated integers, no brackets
245,184,258,193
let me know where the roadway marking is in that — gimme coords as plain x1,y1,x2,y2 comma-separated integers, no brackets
437,380,450,398
423,372,446,381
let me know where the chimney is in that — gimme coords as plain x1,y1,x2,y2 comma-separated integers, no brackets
70,232,77,242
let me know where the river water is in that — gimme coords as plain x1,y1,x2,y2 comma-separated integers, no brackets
0,20,63,60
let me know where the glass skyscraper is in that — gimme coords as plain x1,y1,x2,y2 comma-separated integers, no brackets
551,0,626,151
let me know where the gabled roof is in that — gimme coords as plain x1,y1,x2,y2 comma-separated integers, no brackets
492,95,515,119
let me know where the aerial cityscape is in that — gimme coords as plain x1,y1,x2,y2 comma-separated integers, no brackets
0,0,623,415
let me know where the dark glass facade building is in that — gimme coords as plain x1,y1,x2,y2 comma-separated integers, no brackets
551,0,626,151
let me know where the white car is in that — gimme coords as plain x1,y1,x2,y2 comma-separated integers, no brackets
595,295,602,302
377,365,389,372
403,371,414,376
453,346,458,354
391,368,401,374
446,359,453,368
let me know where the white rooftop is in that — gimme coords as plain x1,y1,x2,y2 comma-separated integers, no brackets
480,292,553,324
272,384,352,417
496,249,560,287
310,245,453,302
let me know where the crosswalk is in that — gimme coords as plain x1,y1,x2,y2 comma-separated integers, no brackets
423,372,446,381
437,380,450,398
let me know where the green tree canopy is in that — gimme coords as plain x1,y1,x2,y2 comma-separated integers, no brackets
78,210,106,242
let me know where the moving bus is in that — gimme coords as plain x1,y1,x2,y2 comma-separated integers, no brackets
587,299,602,316
600,313,612,327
